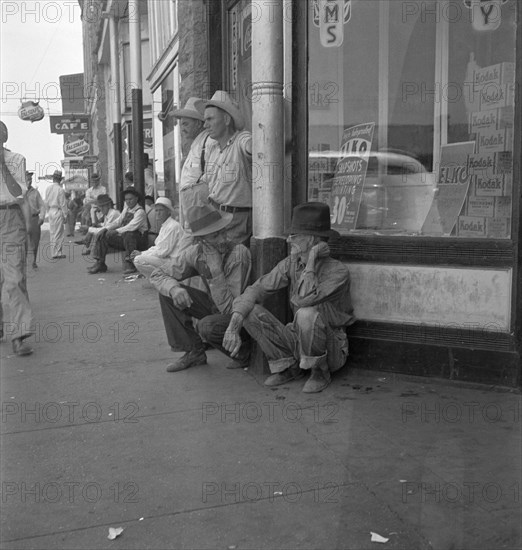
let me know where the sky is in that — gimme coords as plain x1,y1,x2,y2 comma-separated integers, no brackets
1,0,84,186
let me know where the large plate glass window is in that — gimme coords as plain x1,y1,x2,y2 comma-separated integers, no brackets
308,0,516,238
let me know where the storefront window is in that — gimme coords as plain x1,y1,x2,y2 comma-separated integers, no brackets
308,0,516,238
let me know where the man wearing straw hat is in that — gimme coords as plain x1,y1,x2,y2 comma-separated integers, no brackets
196,91,252,246
150,203,252,373
44,169,68,259
170,97,213,231
132,197,190,279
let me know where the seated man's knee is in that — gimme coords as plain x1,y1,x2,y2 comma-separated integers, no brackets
294,306,320,331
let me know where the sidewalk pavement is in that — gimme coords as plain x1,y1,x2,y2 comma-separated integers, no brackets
1,230,521,550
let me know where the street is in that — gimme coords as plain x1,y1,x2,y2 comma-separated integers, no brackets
1,230,521,550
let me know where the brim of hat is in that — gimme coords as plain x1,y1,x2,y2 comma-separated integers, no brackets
288,228,341,240
197,100,245,131
123,188,141,198
155,202,176,215
191,211,233,237
170,108,203,121
97,200,112,206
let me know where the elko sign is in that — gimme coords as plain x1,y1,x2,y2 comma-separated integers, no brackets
50,115,90,135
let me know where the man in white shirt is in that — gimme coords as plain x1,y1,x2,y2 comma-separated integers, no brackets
76,194,120,255
24,170,46,269
132,197,190,279
87,187,148,275
171,97,213,231
0,120,34,355
44,169,68,259
83,173,107,227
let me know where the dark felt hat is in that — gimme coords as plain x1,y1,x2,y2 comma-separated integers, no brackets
122,186,141,200
289,202,340,239
186,204,232,237
96,194,113,207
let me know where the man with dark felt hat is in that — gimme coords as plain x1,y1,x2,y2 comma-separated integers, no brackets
150,203,252,372
223,202,355,393
87,187,148,274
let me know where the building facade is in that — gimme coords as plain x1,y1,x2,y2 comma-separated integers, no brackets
81,0,521,386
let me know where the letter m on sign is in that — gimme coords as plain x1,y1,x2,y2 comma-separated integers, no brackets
318,0,351,48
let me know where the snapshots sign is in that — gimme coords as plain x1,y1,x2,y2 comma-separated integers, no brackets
330,122,375,231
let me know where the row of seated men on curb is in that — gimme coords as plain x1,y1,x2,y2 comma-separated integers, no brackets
74,91,355,393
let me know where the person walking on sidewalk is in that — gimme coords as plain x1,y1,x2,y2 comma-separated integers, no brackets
0,120,34,356
150,203,252,373
24,170,45,269
195,91,252,246
87,187,148,275
223,202,355,393
44,169,67,259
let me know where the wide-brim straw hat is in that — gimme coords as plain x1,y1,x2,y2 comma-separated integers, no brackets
186,204,233,237
195,91,245,131
154,197,176,215
171,97,204,121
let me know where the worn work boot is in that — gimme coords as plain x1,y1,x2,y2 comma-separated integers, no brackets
226,341,252,369
264,364,304,387
123,260,137,275
166,349,207,372
12,338,33,356
302,354,331,393
88,261,108,274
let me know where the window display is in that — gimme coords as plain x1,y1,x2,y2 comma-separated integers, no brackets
308,0,516,238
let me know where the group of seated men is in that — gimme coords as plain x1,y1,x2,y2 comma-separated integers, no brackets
75,189,355,393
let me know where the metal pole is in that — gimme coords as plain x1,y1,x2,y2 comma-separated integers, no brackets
251,0,284,238
128,0,144,198
109,15,123,207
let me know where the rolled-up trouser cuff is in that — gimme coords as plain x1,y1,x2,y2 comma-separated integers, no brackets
299,353,327,371
268,357,296,374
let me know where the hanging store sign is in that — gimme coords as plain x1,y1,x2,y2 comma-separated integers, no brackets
63,134,90,157
50,115,90,134
463,0,508,32
18,100,45,123
314,0,351,48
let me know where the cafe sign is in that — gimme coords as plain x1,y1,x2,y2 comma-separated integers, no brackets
50,115,90,134
18,100,45,123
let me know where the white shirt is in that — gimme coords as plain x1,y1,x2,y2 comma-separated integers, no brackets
85,185,107,204
106,204,148,234
45,182,68,217
140,217,189,260
0,148,26,204
180,131,213,190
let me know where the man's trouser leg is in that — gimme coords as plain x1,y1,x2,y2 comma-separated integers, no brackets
27,217,41,262
48,208,64,256
0,208,34,341
196,314,251,361
158,285,218,352
134,254,164,279
92,230,125,264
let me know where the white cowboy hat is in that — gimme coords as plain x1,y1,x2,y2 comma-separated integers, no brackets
196,91,245,131
154,197,176,215
186,204,233,237
171,97,204,121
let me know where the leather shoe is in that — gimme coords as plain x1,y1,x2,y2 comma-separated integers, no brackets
264,365,304,387
12,338,33,356
88,261,108,274
123,266,138,275
302,368,331,393
52,255,66,259
166,349,207,372
32,262,38,269
74,240,86,245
